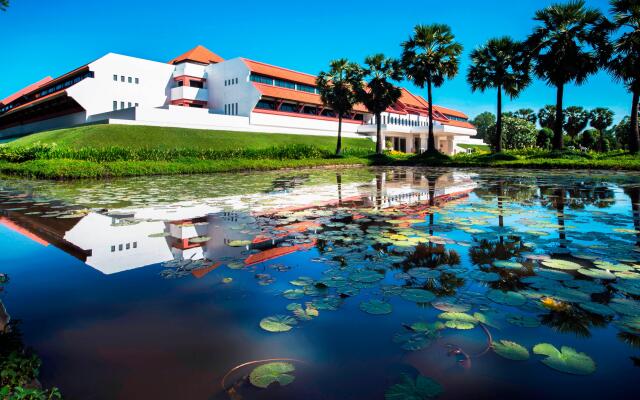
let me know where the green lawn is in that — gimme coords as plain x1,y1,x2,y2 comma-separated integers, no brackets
8,124,375,151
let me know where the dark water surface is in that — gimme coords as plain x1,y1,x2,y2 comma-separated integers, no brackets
1,167,639,399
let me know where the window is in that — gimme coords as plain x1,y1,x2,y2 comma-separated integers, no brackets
135,78,139,84
256,100,275,110
177,81,184,87
113,74,117,81
224,104,228,114
235,103,239,115
111,245,115,252
128,77,132,83
189,80,204,88
128,102,132,108
280,103,297,113
133,242,137,248
135,103,139,107
224,80,227,86
118,244,123,251
120,76,125,82
126,243,130,250
250,74,274,85
297,84,315,93
120,101,125,109
235,77,238,84
275,79,295,89
113,101,117,111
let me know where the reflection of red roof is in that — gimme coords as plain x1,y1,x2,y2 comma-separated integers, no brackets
243,58,317,86
253,83,368,113
191,262,222,279
0,217,49,246
275,220,321,233
169,45,224,65
244,240,316,266
1,77,53,106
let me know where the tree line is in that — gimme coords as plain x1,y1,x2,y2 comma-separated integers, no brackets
317,0,640,155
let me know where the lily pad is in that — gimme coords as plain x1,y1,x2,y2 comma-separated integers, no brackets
541,259,582,270
385,374,443,400
437,312,477,324
577,268,616,280
506,314,540,328
249,362,295,388
227,240,252,247
487,290,527,306
408,268,441,279
349,270,384,283
259,315,298,332
532,343,596,375
431,301,471,313
401,289,436,303
493,261,523,269
445,320,476,330
493,340,530,361
360,299,392,315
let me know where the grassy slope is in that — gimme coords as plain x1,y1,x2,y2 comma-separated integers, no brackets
8,124,375,151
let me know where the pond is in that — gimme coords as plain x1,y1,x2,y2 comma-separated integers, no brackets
0,167,639,399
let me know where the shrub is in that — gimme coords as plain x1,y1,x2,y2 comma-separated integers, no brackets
487,116,537,150
536,128,553,149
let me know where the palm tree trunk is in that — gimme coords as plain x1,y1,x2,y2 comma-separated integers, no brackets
553,84,564,151
427,79,436,153
336,113,343,155
630,91,640,154
598,128,604,153
496,85,503,153
376,112,383,154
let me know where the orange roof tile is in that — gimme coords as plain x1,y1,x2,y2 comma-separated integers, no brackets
441,119,476,129
398,88,428,111
242,58,317,86
433,105,468,119
1,77,53,106
253,83,368,113
169,45,224,65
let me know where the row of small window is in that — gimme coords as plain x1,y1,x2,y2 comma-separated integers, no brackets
384,116,428,127
113,101,139,110
111,242,138,252
176,80,204,88
224,78,239,86
250,74,317,94
1,72,94,113
113,75,140,84
225,103,239,115
445,114,467,122
255,100,364,120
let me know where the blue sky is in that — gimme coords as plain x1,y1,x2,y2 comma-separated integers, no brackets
0,0,629,122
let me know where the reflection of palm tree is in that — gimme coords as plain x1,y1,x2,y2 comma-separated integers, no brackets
400,243,464,297
336,173,343,206
540,308,607,338
375,172,383,210
624,185,640,248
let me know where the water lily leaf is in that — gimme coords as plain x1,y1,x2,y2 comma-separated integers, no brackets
541,259,582,270
469,270,500,282
401,289,436,303
227,240,251,247
579,302,615,317
506,313,540,328
349,270,384,283
410,321,446,332
437,312,477,324
487,290,527,306
431,301,471,313
473,312,503,329
222,277,233,284
189,236,210,243
593,261,632,272
293,304,319,320
360,299,392,315
444,320,475,330
249,362,295,388
536,269,573,281
577,268,616,280
532,343,596,375
282,289,305,300
493,261,523,269
259,315,298,332
408,268,441,279
385,374,443,400
493,340,530,361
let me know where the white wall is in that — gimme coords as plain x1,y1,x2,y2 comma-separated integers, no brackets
0,111,87,138
206,58,261,117
68,53,175,117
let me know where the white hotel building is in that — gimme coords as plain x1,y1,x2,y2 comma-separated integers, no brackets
0,46,484,154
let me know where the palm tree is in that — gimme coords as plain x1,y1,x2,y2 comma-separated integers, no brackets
526,0,611,150
317,59,363,155
608,0,640,153
512,108,538,124
589,107,614,151
564,106,590,141
0,1,8,12
467,37,531,152
538,105,558,129
355,54,402,154
401,24,463,153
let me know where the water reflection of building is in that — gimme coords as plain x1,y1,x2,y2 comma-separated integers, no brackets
0,170,477,275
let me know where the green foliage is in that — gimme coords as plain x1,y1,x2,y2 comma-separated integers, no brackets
537,128,554,149
532,343,596,375
385,374,443,400
564,106,590,139
471,112,495,141
580,129,598,149
537,105,558,129
487,116,537,150
493,340,530,361
249,362,295,389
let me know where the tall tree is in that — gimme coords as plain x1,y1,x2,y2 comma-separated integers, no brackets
402,24,463,153
526,0,611,150
355,54,402,154
467,37,531,152
589,107,614,151
512,108,538,124
317,59,363,155
564,106,590,140
608,0,640,153
471,112,496,141
538,105,558,129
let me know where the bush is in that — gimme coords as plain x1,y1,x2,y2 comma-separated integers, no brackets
580,129,598,150
536,128,553,149
487,116,537,150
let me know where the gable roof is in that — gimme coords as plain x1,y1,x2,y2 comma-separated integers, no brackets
242,58,317,86
1,76,53,106
169,45,224,65
253,83,368,113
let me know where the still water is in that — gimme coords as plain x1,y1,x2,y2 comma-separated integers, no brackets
1,167,639,399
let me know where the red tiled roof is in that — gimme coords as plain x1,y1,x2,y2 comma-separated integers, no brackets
0,91,68,118
398,88,428,111
433,105,468,119
1,77,53,106
242,58,317,86
253,83,368,113
441,119,476,129
169,45,224,65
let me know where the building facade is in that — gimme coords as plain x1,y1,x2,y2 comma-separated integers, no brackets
0,46,484,154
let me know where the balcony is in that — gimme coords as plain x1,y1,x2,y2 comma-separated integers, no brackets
170,86,208,102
